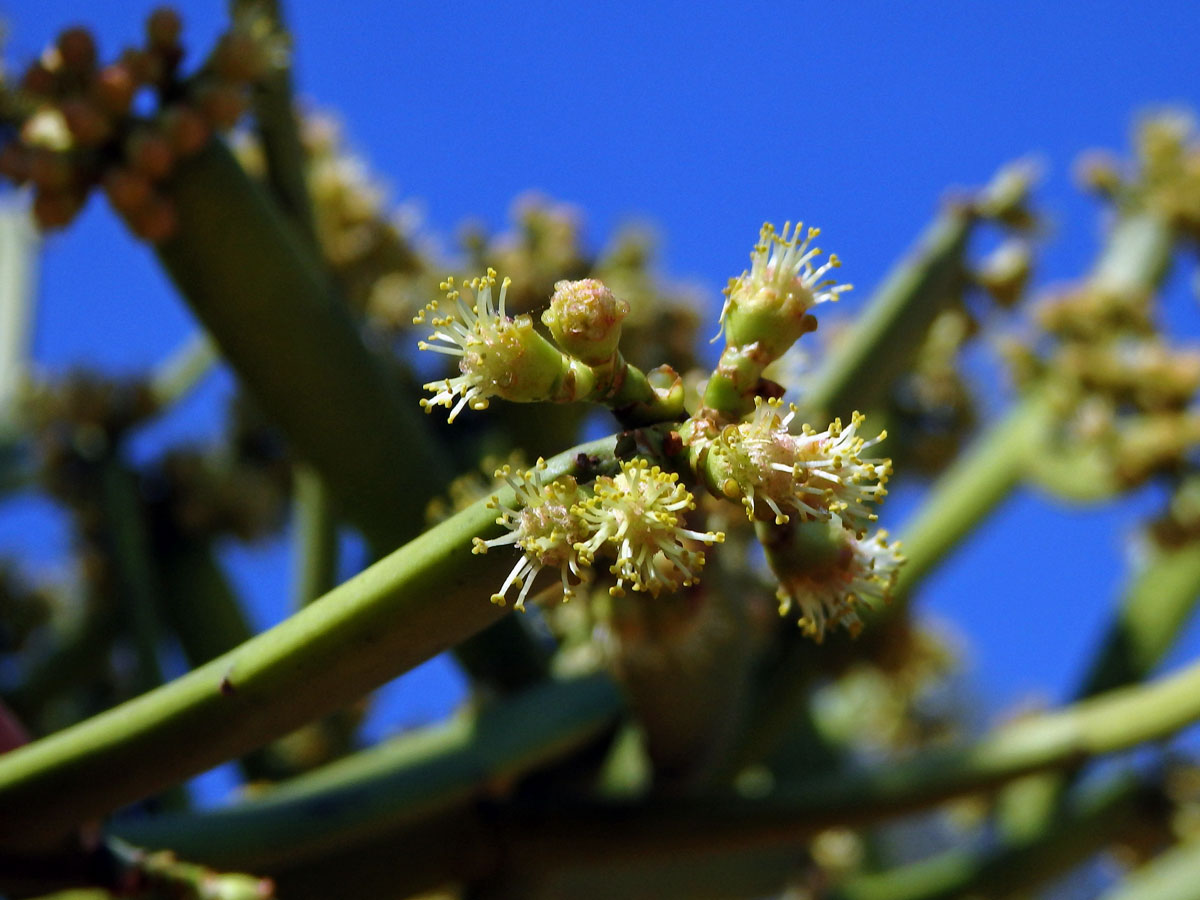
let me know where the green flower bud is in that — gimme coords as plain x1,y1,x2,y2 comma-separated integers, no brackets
542,278,630,365
417,270,568,421
716,222,850,361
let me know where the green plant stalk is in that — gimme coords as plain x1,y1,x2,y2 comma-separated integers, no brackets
490,656,1200,868
111,674,622,868
1096,839,1200,900
155,538,310,781
155,138,548,688
997,534,1200,839
156,139,443,549
230,0,318,249
800,205,972,422
147,332,219,412
891,387,1055,604
829,775,1151,900
290,465,339,609
0,199,38,423
64,652,1200,886
0,435,631,852
97,460,167,696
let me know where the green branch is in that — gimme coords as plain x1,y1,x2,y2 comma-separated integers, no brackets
0,435,631,852
60,653,1200,893
1097,839,1200,900
112,674,622,868
157,138,445,551
801,205,973,422
830,775,1155,900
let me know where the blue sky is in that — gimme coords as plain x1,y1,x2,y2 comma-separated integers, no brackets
2,1,1199,800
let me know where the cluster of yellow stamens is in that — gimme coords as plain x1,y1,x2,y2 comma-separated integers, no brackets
775,528,903,641
416,269,564,422
703,398,891,535
472,460,589,610
475,458,725,607
573,458,725,597
716,221,852,349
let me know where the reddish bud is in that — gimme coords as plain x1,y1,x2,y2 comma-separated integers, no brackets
103,168,153,214
161,105,211,157
56,27,98,75
126,130,174,181
33,188,83,230
146,7,183,49
60,98,113,146
93,64,137,115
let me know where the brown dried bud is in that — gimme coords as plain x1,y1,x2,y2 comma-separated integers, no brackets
196,83,248,131
60,98,113,146
103,168,153,215
0,144,32,185
126,129,175,181
27,149,74,191
33,188,83,230
146,7,183,50
20,62,58,97
56,27,98,75
128,196,177,244
161,104,211,157
118,48,158,86
93,64,138,115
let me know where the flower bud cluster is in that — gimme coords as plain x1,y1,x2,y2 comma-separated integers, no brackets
687,394,898,640
473,457,724,608
417,269,640,421
0,9,271,240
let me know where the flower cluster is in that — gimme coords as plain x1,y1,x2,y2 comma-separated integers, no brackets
716,221,852,357
416,269,566,421
472,460,589,610
0,10,272,239
574,458,724,597
474,458,724,608
775,527,903,642
699,397,891,535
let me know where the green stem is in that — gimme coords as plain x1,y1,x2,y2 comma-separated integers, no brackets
147,332,219,412
494,657,1200,867
801,205,973,422
0,198,38,424
996,532,1200,838
230,0,318,248
97,460,167,695
892,387,1055,604
156,138,446,552
1097,839,1200,900
76,654,1200,891
829,775,1154,900
290,465,339,609
0,435,632,851
111,674,622,868
1077,539,1200,697
155,139,551,689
